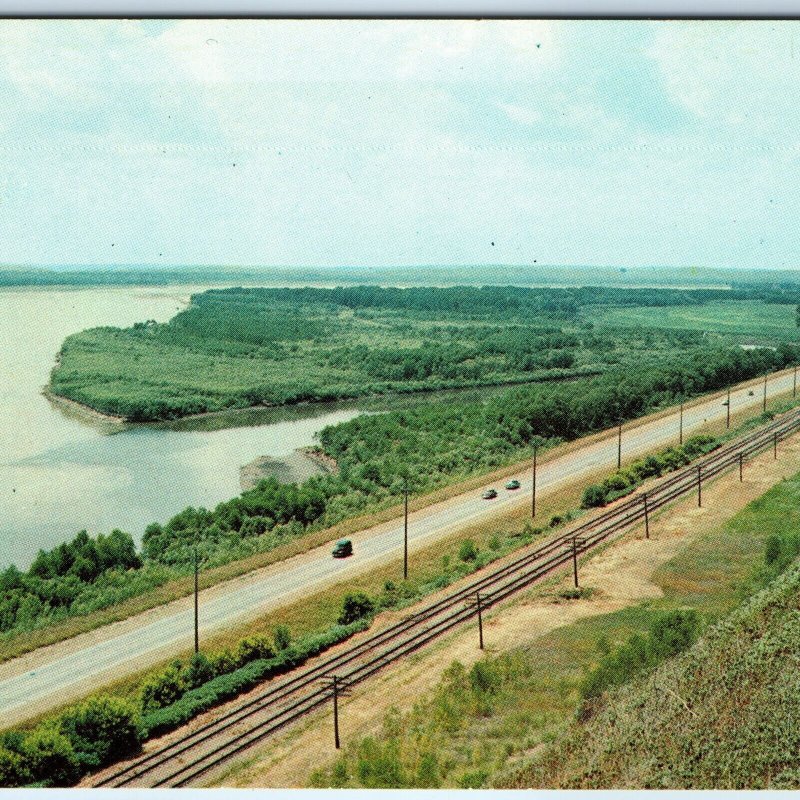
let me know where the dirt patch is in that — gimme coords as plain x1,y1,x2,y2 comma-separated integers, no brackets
217,431,800,788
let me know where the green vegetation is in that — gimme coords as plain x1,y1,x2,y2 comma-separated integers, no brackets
51,285,731,422
6,338,798,641
508,564,800,788
581,434,718,508
0,522,553,787
586,299,800,342
0,695,141,787
577,609,701,701
308,468,800,790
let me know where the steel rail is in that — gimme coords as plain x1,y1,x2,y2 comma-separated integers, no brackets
95,406,800,787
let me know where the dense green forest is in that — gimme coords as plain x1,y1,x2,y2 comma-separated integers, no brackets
48,284,795,422
4,342,798,639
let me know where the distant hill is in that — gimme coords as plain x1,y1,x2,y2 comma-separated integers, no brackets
499,563,800,789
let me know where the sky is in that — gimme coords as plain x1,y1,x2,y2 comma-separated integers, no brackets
1,19,800,271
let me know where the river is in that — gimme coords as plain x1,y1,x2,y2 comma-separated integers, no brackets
0,286,361,570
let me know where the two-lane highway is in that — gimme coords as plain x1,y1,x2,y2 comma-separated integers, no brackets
0,368,795,724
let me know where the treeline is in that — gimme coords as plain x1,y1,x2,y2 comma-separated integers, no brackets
56,285,693,422
8,343,800,636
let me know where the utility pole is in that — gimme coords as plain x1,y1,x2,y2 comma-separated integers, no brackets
679,401,684,446
763,374,768,413
725,387,731,429
774,432,778,460
794,365,797,399
565,537,587,587
465,592,485,649
697,464,702,508
739,452,744,482
617,420,622,470
531,444,537,519
193,545,199,655
572,538,579,586
642,493,650,539
320,675,352,749
403,479,409,580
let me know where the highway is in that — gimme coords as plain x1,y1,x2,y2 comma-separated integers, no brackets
0,368,795,723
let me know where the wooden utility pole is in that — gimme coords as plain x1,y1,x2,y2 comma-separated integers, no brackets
774,432,778,460
679,401,684,446
642,493,650,539
697,464,702,508
739,452,744,482
466,592,485,650
763,374,768,413
565,537,587,588
725,387,731,429
193,546,199,654
572,538,579,586
794,365,797,399
617,420,622,469
531,444,537,519
403,480,409,580
320,675,352,749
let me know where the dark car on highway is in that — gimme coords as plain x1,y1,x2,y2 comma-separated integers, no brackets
332,538,353,558
505,479,521,490
482,488,498,500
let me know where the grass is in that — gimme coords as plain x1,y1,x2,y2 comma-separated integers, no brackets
502,563,800,788
304,460,800,789
586,299,799,343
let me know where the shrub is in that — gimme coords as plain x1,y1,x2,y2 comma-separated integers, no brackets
58,695,141,769
184,653,214,689
338,592,375,625
580,609,702,701
236,635,274,665
273,624,292,651
0,747,29,788
20,726,80,787
458,540,478,562
581,484,608,508
140,661,187,712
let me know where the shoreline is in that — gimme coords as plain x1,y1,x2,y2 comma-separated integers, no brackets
42,388,128,428
43,368,603,431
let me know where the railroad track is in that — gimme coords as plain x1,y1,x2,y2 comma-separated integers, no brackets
94,406,800,788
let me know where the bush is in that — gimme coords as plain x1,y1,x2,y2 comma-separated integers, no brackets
20,726,80,787
338,592,375,625
581,484,608,508
58,695,141,769
141,619,369,739
0,747,29,788
580,609,702,701
458,540,478,562
273,624,292,651
184,653,214,689
140,662,187,712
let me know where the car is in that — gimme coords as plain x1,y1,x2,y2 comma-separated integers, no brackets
505,479,521,490
481,488,498,500
332,538,353,558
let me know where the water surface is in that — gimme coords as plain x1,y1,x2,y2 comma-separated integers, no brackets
0,287,359,569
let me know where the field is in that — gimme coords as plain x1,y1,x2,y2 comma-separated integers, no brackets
587,299,798,342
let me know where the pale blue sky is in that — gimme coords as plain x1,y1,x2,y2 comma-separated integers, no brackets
1,19,799,270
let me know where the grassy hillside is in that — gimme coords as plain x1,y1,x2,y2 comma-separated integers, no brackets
502,563,800,789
